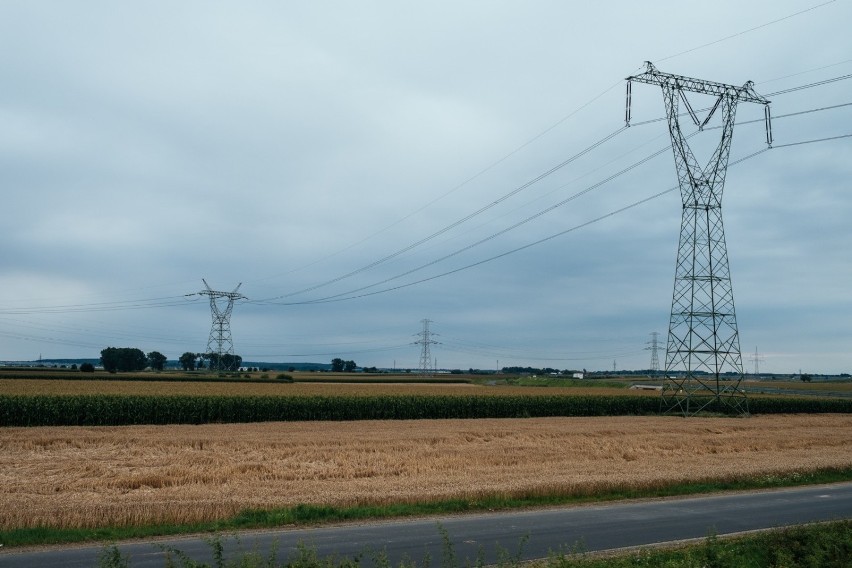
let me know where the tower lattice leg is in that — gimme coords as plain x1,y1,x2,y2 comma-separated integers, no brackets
658,87,748,416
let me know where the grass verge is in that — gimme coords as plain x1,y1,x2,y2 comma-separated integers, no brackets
542,520,852,567
3,467,851,549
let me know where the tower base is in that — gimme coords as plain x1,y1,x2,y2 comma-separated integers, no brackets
661,375,749,416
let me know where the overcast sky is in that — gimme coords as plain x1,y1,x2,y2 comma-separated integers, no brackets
1,1,850,373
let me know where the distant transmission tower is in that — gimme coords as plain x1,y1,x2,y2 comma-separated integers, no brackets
413,319,439,378
748,346,765,378
626,62,772,416
646,332,661,375
198,279,246,372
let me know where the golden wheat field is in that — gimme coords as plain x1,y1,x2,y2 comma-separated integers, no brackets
0,378,644,398
1,414,850,530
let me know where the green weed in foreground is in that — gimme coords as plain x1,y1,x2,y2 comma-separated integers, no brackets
95,521,852,568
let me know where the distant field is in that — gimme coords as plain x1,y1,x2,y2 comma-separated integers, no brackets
4,376,848,399
0,378,641,398
1,414,849,531
747,380,852,393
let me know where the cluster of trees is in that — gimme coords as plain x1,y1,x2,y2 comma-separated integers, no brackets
178,352,243,372
99,348,244,373
206,353,243,371
330,358,357,372
178,352,201,371
100,348,168,373
500,366,583,375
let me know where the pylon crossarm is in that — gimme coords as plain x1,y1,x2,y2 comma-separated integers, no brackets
627,62,769,104
626,62,772,149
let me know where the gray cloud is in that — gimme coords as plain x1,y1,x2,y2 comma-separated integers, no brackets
1,1,850,373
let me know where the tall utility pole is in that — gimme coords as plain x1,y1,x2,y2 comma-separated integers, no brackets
198,279,246,372
646,331,661,375
626,62,772,416
413,319,439,378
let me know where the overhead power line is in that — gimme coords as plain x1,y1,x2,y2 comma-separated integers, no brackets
0,329,105,350
655,0,837,64
253,84,850,305
257,132,852,307
242,0,840,293
719,102,852,128
2,115,845,318
253,96,849,307
758,58,852,85
0,315,196,346
256,138,680,306
251,126,629,303
766,73,852,96
268,183,683,305
440,341,645,362
242,344,411,358
242,80,626,289
2,74,849,317
772,132,852,148
0,295,200,316
253,72,852,304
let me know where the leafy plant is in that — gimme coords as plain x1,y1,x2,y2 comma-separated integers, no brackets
98,545,130,568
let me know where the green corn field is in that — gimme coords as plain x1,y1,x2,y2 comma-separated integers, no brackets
0,394,849,426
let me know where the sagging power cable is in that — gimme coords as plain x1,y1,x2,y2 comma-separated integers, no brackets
255,75,852,305
250,125,629,303
255,125,849,307
0,295,200,316
254,97,850,307
254,138,680,306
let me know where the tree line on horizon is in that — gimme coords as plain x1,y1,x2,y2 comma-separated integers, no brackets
99,348,243,373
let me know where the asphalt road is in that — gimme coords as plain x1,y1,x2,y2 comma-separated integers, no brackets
2,483,851,567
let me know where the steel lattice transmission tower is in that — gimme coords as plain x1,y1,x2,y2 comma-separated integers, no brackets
198,279,247,372
646,331,661,375
748,346,765,378
626,62,772,416
413,319,439,378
